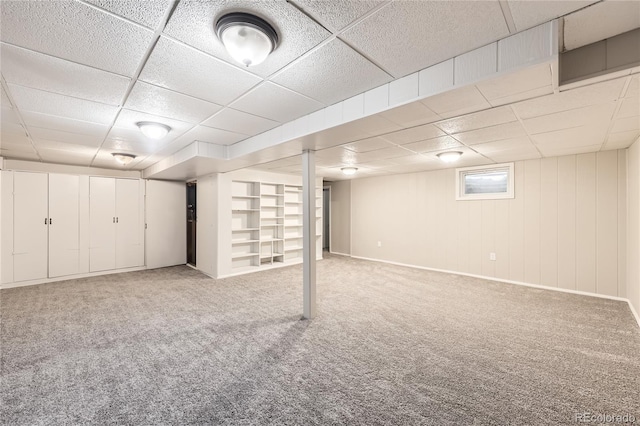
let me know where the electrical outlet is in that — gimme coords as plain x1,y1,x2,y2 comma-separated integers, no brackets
489,252,496,261
377,241,382,247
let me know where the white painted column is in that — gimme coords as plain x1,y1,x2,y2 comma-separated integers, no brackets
302,150,316,319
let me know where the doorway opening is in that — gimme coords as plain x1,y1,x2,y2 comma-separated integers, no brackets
323,185,330,252
187,182,196,266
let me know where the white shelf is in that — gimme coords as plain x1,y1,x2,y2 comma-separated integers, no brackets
232,252,259,259
262,238,284,242
285,246,304,251
261,224,283,228
262,205,284,208
285,201,302,204
232,228,259,232
232,195,259,199
262,216,284,220
233,209,260,212
232,239,259,244
261,193,284,197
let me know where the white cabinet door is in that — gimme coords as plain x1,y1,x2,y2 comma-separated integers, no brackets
89,177,116,272
13,172,48,282
116,179,143,269
48,174,80,278
145,180,186,269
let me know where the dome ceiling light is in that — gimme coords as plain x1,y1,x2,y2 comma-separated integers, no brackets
137,121,171,140
341,167,358,176
215,12,279,67
437,151,463,163
112,153,136,166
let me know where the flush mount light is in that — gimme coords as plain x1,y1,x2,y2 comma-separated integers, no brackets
137,121,171,140
341,167,358,176
437,151,463,163
215,12,278,67
112,153,136,166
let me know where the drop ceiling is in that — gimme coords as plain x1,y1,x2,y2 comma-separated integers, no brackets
0,0,638,181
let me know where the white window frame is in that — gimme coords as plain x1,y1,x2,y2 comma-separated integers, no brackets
455,163,515,200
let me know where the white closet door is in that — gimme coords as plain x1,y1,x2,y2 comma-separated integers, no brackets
146,180,186,269
49,174,80,278
89,177,116,272
116,179,142,269
13,172,48,282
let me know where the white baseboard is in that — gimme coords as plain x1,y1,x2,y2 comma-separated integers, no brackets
350,254,640,329
216,256,323,280
329,251,351,257
0,266,147,290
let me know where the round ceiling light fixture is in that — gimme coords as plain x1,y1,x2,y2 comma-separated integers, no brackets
215,12,278,67
112,153,136,166
437,151,463,163
137,122,171,140
341,167,358,176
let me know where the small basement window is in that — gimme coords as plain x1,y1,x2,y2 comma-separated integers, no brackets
456,163,514,200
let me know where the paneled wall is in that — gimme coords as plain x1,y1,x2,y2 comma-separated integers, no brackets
350,150,627,298
328,180,351,255
627,139,640,315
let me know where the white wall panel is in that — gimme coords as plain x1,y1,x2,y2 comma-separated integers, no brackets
349,150,627,299
48,174,80,278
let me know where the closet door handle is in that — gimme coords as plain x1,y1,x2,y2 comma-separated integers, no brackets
117,217,119,223
44,218,48,225
113,217,115,223
49,218,53,225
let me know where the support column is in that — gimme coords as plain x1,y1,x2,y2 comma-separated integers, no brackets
302,150,316,319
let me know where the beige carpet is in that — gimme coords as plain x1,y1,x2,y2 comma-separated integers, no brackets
1,255,639,425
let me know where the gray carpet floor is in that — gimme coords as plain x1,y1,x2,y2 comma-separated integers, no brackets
1,254,639,425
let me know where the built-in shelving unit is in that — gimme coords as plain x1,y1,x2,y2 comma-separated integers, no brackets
231,180,322,273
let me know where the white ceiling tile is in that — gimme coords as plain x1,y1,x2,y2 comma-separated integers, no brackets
484,85,554,108
610,116,640,134
564,1,640,50
1,139,35,153
1,44,130,105
537,143,602,158
453,121,527,145
203,108,279,136
163,0,330,77
341,137,395,153
1,86,13,109
293,0,384,32
231,82,323,123
113,109,194,139
506,1,596,32
139,37,261,105
421,86,491,119
1,107,21,125
401,136,464,154
522,102,617,135
83,0,173,29
38,148,95,166
381,124,446,145
1,121,27,137
0,149,39,161
341,1,508,78
603,130,639,150
435,106,517,134
125,81,222,124
21,112,110,139
33,140,99,154
350,115,402,137
531,124,609,148
358,159,400,169
379,102,441,127
184,125,245,146
103,128,166,154
625,75,639,99
355,145,414,163
30,127,104,147
9,84,119,125
476,63,552,104
617,97,640,120
272,38,391,105
0,0,154,76
512,77,627,119
472,137,541,162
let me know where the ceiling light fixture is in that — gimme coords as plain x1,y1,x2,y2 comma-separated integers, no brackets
112,153,136,166
437,151,463,163
215,12,278,67
341,167,358,176
137,122,171,140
